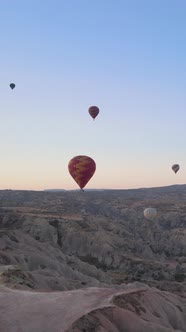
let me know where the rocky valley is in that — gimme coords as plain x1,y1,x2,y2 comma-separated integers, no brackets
0,185,186,331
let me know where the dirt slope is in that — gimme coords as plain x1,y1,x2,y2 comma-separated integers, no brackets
0,284,185,332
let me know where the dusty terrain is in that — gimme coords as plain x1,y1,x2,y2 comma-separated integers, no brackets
0,185,186,331
0,284,186,332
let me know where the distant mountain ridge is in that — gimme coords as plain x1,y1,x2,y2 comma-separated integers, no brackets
43,184,186,192
1,183,186,193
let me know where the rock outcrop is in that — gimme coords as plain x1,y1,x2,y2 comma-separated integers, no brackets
0,284,185,332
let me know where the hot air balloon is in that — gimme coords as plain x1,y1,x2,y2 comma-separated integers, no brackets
10,83,15,90
68,155,96,190
88,106,99,120
172,164,180,174
144,208,157,220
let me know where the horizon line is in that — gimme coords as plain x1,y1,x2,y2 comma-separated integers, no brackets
0,183,185,192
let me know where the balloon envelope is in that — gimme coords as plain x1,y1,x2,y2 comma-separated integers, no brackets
172,164,180,174
10,83,15,89
144,208,157,220
68,155,96,189
88,106,99,119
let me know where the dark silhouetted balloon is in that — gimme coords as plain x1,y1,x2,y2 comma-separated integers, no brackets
68,155,96,190
172,164,180,174
88,106,99,120
10,83,15,90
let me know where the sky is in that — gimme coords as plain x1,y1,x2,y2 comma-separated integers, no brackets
0,0,186,190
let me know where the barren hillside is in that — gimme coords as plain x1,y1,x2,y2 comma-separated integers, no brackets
0,186,186,331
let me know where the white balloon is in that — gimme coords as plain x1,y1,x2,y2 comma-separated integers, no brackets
144,207,157,220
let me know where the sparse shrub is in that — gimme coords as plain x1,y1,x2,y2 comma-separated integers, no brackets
174,273,185,282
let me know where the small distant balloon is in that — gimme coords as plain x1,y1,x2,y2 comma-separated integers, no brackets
10,83,15,90
144,208,157,220
88,106,99,120
172,164,180,174
68,155,96,190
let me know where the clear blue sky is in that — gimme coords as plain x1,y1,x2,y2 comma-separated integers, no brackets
0,0,186,190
